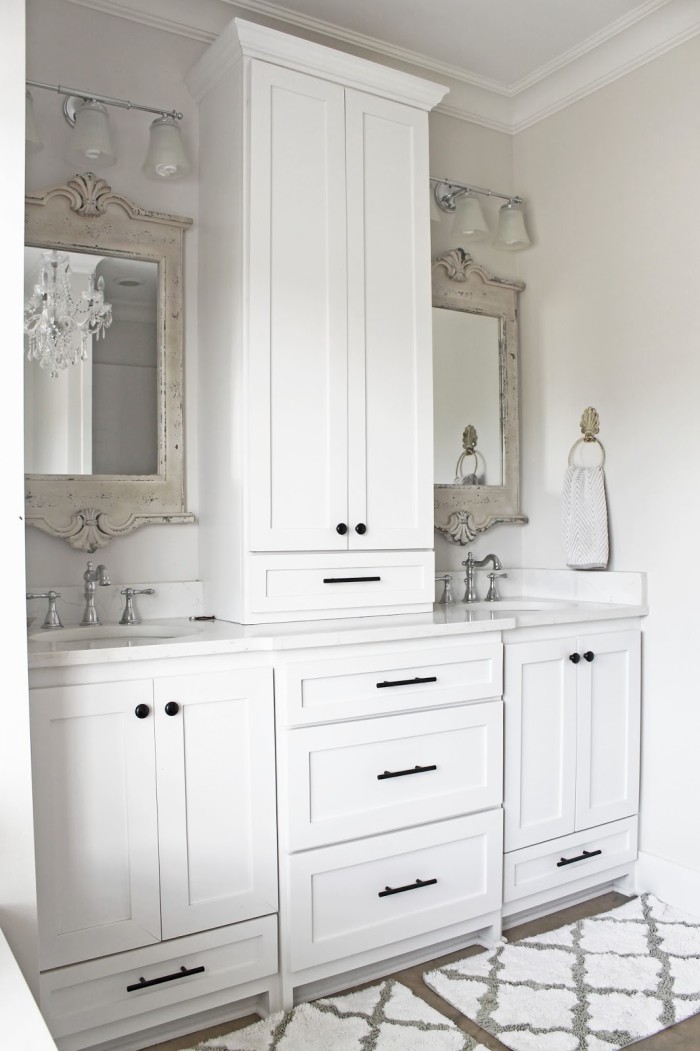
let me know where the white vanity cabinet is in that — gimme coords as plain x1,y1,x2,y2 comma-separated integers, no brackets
29,662,279,1050
188,20,447,624
273,635,505,1006
502,623,641,916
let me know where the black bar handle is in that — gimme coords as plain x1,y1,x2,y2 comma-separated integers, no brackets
376,676,437,689
556,848,602,868
379,877,437,898
126,964,205,992
378,763,437,781
323,576,381,584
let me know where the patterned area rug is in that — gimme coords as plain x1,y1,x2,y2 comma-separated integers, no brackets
424,893,700,1050
183,979,488,1050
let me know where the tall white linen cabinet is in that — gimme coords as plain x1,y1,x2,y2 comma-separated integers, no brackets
187,20,447,624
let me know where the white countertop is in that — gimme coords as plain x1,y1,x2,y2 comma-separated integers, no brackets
26,596,648,669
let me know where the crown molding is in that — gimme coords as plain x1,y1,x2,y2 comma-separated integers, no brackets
62,0,700,133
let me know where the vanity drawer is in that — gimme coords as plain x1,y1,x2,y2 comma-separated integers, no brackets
276,640,503,726
248,551,434,617
503,816,638,906
285,809,502,970
39,915,277,1046
282,702,503,850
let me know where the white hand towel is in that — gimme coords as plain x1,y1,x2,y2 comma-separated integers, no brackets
562,464,609,569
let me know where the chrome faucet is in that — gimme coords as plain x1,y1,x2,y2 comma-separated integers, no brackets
81,561,111,626
461,553,502,603
26,590,63,629
119,587,155,625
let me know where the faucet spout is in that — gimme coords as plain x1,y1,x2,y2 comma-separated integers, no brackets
80,561,110,626
461,553,502,603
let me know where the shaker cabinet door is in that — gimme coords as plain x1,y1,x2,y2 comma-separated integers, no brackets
30,681,161,969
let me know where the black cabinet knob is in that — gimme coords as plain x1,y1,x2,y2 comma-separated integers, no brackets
569,653,581,664
134,704,150,719
355,523,367,535
164,701,180,717
336,523,348,535
583,651,595,662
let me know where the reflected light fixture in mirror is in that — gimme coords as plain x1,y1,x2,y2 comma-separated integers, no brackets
431,177,532,251
26,80,190,179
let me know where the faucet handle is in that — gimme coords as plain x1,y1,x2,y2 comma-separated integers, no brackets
434,574,453,604
119,587,156,626
27,590,63,629
485,572,507,602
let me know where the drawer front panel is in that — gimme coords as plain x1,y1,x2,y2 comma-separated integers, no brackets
249,551,434,614
286,810,502,970
40,916,278,1040
503,816,638,904
278,642,503,726
283,702,503,850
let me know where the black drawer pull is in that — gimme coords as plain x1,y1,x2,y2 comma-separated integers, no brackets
126,964,205,992
376,676,437,689
378,764,437,780
379,877,437,898
556,848,602,868
323,576,381,584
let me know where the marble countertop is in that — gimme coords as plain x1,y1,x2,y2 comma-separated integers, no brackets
26,596,648,669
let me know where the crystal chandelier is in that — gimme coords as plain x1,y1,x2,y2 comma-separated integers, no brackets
24,251,112,378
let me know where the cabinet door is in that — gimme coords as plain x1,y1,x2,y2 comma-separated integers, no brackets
154,667,278,939
345,90,434,550
247,62,349,552
30,681,161,969
504,638,578,851
575,629,641,831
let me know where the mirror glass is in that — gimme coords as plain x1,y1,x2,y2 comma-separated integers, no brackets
432,307,502,486
24,249,158,476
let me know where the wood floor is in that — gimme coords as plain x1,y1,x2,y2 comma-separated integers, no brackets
144,892,700,1051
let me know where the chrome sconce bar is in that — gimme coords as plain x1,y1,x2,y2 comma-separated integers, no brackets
430,175,531,251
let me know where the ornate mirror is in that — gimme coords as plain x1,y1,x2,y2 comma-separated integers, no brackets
24,173,194,551
433,248,527,543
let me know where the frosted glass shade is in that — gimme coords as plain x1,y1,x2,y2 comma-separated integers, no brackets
25,90,43,153
143,115,190,179
453,192,489,241
495,200,531,251
71,100,116,167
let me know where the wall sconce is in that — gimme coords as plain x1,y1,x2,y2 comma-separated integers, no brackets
26,80,190,180
431,176,532,251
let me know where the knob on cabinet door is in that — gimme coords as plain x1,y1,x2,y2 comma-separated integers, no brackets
134,704,150,719
583,651,595,662
164,702,180,717
336,523,348,535
355,523,367,535
569,653,581,664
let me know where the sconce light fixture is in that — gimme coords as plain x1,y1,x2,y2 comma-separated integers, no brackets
431,176,532,251
25,80,190,180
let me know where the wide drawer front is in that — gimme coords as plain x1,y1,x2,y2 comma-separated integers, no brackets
503,816,638,904
283,702,503,850
40,916,278,1041
249,551,434,616
277,641,503,726
286,810,503,970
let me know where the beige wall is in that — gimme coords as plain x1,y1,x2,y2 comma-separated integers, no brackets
515,37,700,875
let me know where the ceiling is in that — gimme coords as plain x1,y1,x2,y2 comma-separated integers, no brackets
67,0,700,130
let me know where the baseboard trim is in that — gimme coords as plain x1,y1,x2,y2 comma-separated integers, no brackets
636,851,700,914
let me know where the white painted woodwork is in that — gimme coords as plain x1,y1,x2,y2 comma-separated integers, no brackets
189,20,447,622
40,916,278,1045
286,809,502,970
503,816,638,905
282,701,502,850
504,629,641,853
247,550,434,619
276,640,503,726
30,680,161,970
154,668,278,939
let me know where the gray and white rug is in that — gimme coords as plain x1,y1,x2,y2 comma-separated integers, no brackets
424,893,700,1050
183,979,488,1050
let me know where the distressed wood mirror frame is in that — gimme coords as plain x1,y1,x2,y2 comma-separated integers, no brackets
433,248,527,544
24,173,195,552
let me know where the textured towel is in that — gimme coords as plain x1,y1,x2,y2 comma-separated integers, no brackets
562,464,609,569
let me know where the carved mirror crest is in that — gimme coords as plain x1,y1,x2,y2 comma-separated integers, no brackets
24,173,194,552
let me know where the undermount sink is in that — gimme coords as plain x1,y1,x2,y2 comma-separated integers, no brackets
28,623,200,648
465,599,572,612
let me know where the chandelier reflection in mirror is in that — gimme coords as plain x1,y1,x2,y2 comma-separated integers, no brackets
24,250,112,378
